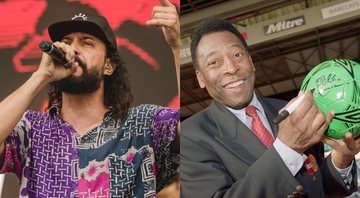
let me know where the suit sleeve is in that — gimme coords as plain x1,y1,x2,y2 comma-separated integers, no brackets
180,134,302,198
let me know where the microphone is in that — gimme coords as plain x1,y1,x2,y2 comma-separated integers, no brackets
39,40,74,69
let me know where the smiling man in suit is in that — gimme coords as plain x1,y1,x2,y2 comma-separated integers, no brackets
180,17,360,198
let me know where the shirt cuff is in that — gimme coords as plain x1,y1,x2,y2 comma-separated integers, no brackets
332,156,353,188
273,138,308,176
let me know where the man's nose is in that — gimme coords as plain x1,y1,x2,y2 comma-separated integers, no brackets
223,57,239,74
69,41,79,55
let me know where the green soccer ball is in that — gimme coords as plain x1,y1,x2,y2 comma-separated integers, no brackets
301,59,360,139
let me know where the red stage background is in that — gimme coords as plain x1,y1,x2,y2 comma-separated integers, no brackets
0,0,180,112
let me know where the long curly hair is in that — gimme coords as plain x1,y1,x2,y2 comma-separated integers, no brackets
48,47,133,120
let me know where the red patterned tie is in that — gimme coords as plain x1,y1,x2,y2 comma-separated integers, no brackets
245,105,274,148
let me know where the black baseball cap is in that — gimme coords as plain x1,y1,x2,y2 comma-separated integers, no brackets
48,13,117,50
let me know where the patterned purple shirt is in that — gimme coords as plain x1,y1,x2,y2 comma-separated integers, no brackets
0,104,179,198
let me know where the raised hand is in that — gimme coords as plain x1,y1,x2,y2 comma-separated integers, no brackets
146,0,180,50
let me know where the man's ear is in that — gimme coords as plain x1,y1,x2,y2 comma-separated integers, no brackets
195,69,206,88
104,58,116,76
248,55,256,72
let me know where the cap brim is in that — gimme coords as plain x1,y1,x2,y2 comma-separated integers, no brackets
48,20,110,47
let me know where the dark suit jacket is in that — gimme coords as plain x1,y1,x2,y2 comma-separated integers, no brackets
180,95,357,198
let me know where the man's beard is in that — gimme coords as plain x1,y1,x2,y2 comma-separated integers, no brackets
54,62,103,94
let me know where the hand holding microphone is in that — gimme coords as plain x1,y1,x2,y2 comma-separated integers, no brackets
39,40,78,69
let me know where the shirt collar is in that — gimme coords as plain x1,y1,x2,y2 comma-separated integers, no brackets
225,92,265,122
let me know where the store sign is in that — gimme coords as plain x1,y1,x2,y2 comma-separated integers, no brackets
264,16,305,35
321,0,360,19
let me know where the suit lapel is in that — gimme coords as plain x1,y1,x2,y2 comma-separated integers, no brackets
209,101,267,165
